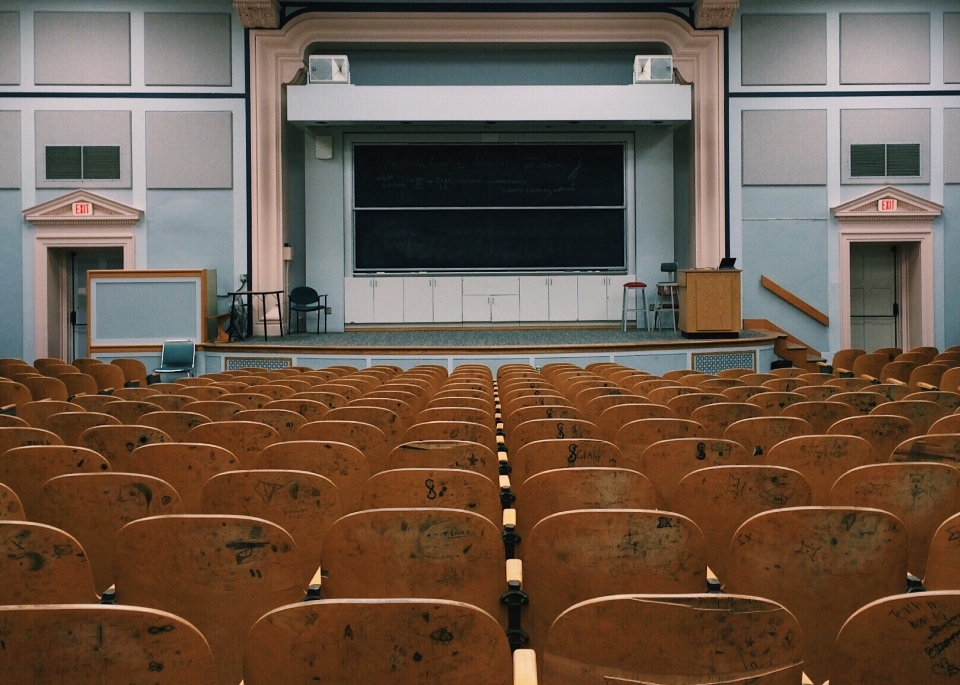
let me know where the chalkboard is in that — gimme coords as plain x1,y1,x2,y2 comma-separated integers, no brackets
352,143,626,273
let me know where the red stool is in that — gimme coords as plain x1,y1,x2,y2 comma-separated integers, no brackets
622,282,649,331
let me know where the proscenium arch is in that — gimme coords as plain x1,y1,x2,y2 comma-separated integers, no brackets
248,11,725,329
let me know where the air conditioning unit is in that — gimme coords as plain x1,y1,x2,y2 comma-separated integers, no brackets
308,55,350,84
633,55,674,84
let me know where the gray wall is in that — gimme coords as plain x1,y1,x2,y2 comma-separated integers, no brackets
742,110,826,186
304,130,346,331
840,13,930,84
0,112,20,189
946,187,960,347
0,191,24,359
946,13,960,83
34,12,130,85
840,108,931,185
741,14,826,86
146,111,233,189
144,13,232,86
636,127,676,284
947,109,960,184
0,13,19,85
35,110,132,188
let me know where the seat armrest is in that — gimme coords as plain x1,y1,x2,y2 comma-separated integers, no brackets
506,558,522,588
860,374,878,383
0,404,15,416
916,382,938,391
499,474,516,507
513,649,538,685
885,377,907,386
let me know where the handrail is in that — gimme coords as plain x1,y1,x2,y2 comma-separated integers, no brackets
760,275,829,326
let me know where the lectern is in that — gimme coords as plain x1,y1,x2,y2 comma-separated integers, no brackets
677,269,741,338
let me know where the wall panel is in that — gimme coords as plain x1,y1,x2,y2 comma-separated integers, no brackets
144,13,232,86
35,110,132,188
741,14,827,86
0,111,20,189
0,13,19,85
840,13,930,85
946,13,960,84
146,111,233,189
34,12,130,85
742,110,826,186
840,108,931,185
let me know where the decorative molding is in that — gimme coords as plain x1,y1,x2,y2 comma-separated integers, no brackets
693,0,739,29
234,0,281,29
23,190,143,228
832,185,944,222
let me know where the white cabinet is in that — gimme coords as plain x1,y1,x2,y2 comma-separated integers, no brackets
403,277,463,323
577,274,636,321
520,276,578,321
344,277,404,324
462,277,520,323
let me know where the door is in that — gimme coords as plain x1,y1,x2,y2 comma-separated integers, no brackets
59,248,123,362
850,243,898,352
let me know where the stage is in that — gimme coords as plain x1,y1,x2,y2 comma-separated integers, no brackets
189,327,780,376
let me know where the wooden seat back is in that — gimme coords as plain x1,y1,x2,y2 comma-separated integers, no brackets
851,352,889,379
185,420,281,461
416,405,495,431
869,399,946,435
722,416,814,458
724,506,908,685
542,594,804,685
45,411,121,446
513,438,624,486
325,405,403,444
255,440,369,512
244,598,512,685
674,465,813,582
384,439,498,479
15,400,83,429
891,433,960,465
114,514,304,685
0,604,215,685
403,420,495,451
510,417,600,452
762,434,878,504
297,419,390,467
0,520,98,603
231,408,306,440
827,414,916,461
928,415,960,434
218,391,272,409
779,399,858,433
78,424,171,462
595,402,676,440
0,381,37,410
86,363,127,393
110,358,149,387
360,467,501,525
616,418,705,462
0,481,24,519
637,437,749,507
923,513,960,588
36,472,182,592
903,390,960,413
504,404,582,438
829,348,865,374
746,391,807,416
523,509,707,647
137,410,210,441
665,392,724,419
0,444,109,518
21,375,69,402
688,402,765,439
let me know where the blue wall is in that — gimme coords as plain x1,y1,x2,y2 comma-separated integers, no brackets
0,190,24,358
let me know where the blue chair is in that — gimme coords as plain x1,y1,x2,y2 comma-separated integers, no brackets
288,287,327,334
153,340,196,379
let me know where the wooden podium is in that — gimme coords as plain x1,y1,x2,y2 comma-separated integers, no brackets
677,269,741,338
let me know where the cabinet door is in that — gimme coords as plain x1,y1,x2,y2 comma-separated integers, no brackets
577,275,608,321
462,295,492,322
491,295,520,323
548,276,579,321
432,277,463,323
606,275,636,321
520,276,550,321
403,278,434,323
373,278,404,323
344,278,375,324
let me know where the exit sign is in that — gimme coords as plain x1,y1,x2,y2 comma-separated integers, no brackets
878,198,898,212
72,201,92,216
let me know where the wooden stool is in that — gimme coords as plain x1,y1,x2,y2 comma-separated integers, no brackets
621,281,649,331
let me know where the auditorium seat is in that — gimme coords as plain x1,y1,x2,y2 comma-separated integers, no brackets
889,433,960,466
86,362,127,393
540,594,804,685
722,416,813,457
724,506,908,685
21,375,69,402
746,390,807,416
201,469,342,584
616,417,705,462
504,403,582,438
298,419,391,468
180,399,244,421
325,405,403,444
877,360,918,384
112,442,240,513
113,514,304,685
829,462,960,578
509,417,600,453
0,482,24,519
515,467,657,538
110,386,160,401
673,465,813,582
45,411,120,446
403,420,496,451
719,385,769,402
184,419,281,461
869,398,946,435
230,407,305,440
138,409,210,441
928,415,960,434
0,413,28,427
16,399,83,429
828,389,889,414
265,397,330,422
665,392,724,419
831,591,960,684
141,392,195,411
0,380,34,412
779,399,858,433
0,604,216,684
36,471,183,592
762,434,878,504
255,440,369,512
110,358,149,388
697,377,747,393
581,392,648,421
513,438,624,485
687,401,765,439
66,393,119,412
823,376,873,392
100,399,164,424
361,467,502,527
77,424,171,462
825,348,865,376
827,414,916,462
795,383,842,401
0,444,108,519
903,390,960,413
0,520,99,603
637,437,748,507
245,598,520,685
522,509,707,648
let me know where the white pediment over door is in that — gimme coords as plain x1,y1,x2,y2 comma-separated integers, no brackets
23,190,143,228
832,185,943,223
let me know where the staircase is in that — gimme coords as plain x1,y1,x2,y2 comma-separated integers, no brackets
743,318,826,372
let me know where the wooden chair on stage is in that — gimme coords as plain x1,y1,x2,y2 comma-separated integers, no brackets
762,434,878,504
0,520,99,603
0,604,216,685
673,465,813,583
636,437,748,507
113,514,304,685
36,472,183,593
724,506,908,685
0,444,109,519
830,591,960,685
244,599,519,685
201,469,342,584
540,594,804,685
112,442,240,513
522,509,707,649
255,440,369,513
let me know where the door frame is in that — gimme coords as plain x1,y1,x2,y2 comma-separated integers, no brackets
834,187,942,351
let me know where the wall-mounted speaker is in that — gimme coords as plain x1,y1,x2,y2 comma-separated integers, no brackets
308,55,350,84
633,55,674,84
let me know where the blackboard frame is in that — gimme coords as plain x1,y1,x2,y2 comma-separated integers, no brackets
349,141,628,275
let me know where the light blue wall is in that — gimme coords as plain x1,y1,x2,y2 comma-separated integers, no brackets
0,190,24,358
945,186,960,346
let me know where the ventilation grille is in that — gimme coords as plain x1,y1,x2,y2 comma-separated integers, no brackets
45,145,121,181
850,143,921,178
